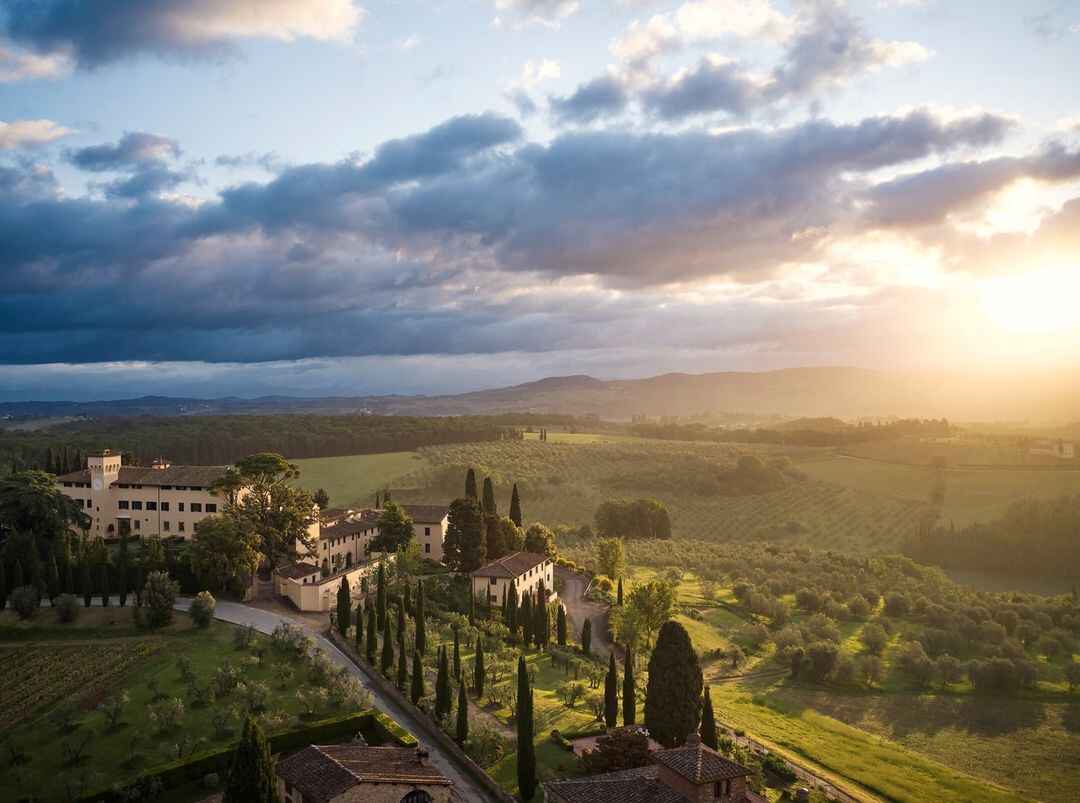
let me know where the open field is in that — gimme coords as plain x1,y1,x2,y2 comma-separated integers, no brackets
291,450,424,508
1,614,369,803
798,454,1080,526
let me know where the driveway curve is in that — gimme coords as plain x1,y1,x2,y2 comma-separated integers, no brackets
557,566,612,657
174,598,495,802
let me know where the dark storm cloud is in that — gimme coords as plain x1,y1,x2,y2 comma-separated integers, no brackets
640,58,755,119
549,76,630,125
65,132,181,171
0,107,1042,365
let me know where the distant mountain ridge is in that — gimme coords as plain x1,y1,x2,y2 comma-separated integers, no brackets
2,367,1076,423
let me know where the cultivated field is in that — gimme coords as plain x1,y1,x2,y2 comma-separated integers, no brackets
291,450,425,508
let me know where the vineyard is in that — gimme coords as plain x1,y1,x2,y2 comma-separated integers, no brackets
389,439,931,553
1,641,158,728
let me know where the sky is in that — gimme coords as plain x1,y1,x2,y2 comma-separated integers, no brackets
1,0,1079,401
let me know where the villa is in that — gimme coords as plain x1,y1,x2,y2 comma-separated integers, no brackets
470,551,556,606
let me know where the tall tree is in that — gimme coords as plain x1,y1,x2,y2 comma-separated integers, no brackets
436,645,452,720
397,601,406,647
46,552,59,603
604,652,618,728
223,717,279,803
415,579,427,655
411,650,425,704
13,558,24,591
485,516,503,561
520,593,533,645
645,621,703,748
474,638,485,698
0,470,87,543
534,596,550,649
376,563,387,632
371,501,414,553
213,453,315,571
482,477,497,517
0,560,6,611
444,497,485,572
381,616,395,674
455,680,469,745
116,533,129,607
617,577,624,606
397,638,409,690
700,685,717,750
98,562,110,607
581,617,592,656
522,523,555,557
516,655,537,801
365,605,378,663
623,647,636,725
336,577,352,638
507,581,519,635
354,601,364,651
509,483,523,528
190,516,261,595
453,626,461,679
312,488,330,511
464,468,478,501
556,604,567,647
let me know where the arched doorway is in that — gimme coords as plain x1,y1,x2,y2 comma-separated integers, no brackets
400,791,433,803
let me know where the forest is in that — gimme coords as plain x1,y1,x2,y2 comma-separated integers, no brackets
630,418,953,447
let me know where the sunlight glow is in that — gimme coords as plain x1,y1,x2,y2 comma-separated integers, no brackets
979,265,1080,336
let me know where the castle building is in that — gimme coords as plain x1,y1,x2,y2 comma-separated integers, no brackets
54,450,230,540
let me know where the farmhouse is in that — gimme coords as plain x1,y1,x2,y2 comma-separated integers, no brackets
545,732,766,803
277,743,453,803
55,450,230,540
470,551,556,606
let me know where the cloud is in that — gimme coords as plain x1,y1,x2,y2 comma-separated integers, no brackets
0,0,365,68
215,151,286,173
0,39,71,81
494,0,580,28
517,58,561,89
641,56,758,119
0,119,73,149
549,76,630,125
505,88,539,117
66,132,181,171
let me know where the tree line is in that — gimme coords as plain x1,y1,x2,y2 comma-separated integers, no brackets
629,417,952,447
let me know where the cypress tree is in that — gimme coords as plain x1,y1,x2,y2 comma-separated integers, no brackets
436,645,452,720
623,647,636,725
700,685,717,750
500,585,508,625
397,601,406,645
99,562,110,606
375,563,387,632
604,651,618,728
355,601,364,651
365,605,378,663
397,638,409,690
0,560,6,611
223,717,278,803
404,582,412,616
556,604,567,646
80,562,92,607
482,477,497,517
415,580,427,655
507,581,519,635
516,655,537,801
509,483,522,528
63,560,74,598
117,547,128,608
474,638,485,698
465,468,478,501
336,576,352,638
455,680,469,745
468,590,476,624
617,577,624,606
381,616,395,674
411,650,425,704
535,597,549,649
133,566,144,606
453,626,461,679
13,559,24,590
520,594,533,645
644,620,703,748
581,618,592,656
46,553,60,603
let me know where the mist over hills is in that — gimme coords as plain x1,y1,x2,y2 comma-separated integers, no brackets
3,367,1077,425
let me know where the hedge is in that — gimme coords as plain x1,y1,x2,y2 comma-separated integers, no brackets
79,710,410,802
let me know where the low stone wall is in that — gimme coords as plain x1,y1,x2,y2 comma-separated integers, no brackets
327,629,518,803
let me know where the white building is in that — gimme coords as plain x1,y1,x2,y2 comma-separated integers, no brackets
470,551,556,607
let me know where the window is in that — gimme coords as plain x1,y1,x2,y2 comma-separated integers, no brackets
161,485,173,490
161,501,170,511
206,503,216,513
146,501,157,511
190,503,202,513
178,502,185,512
63,482,72,487
163,521,170,531
489,577,497,586
178,522,185,532
131,501,143,511
118,500,130,510
425,543,431,553
424,526,431,536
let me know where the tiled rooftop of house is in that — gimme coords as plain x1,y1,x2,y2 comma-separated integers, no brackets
470,550,549,578
277,744,451,803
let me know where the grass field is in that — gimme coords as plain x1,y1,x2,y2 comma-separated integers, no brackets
291,450,425,508
798,454,1080,526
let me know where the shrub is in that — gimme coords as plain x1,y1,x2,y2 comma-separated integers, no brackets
10,585,39,619
861,622,888,655
143,571,178,629
233,623,256,650
148,698,185,734
55,593,80,623
190,591,216,628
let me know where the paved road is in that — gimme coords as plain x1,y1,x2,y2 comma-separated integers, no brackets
556,566,612,657
173,598,495,803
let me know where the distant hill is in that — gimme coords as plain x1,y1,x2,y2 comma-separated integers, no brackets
2,367,1077,423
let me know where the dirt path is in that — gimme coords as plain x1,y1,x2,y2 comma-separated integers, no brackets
557,567,612,657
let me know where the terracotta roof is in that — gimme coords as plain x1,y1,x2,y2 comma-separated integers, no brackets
320,507,352,522
277,561,320,580
277,744,451,802
55,465,229,488
471,551,549,579
653,736,751,784
401,504,449,524
320,514,378,540
545,766,685,803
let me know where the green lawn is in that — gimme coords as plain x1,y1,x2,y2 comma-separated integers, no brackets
291,451,426,508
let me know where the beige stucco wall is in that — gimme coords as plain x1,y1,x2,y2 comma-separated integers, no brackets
278,559,387,612
412,516,447,562
471,558,556,606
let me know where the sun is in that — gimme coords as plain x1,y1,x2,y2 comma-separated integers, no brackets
978,265,1080,337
